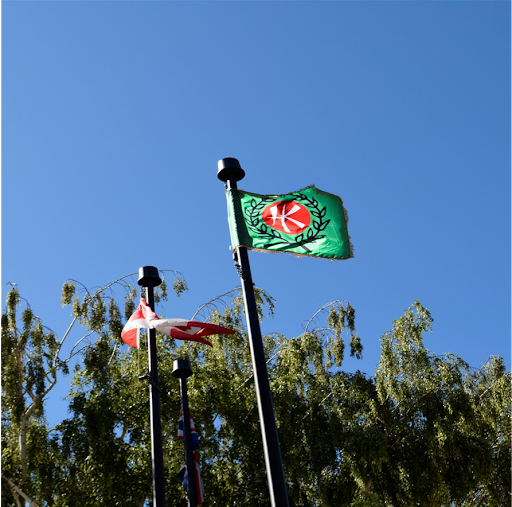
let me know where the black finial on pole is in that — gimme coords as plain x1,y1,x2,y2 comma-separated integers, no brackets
172,359,193,379
138,266,165,507
138,266,162,287
217,160,290,507
217,157,245,183
172,360,197,507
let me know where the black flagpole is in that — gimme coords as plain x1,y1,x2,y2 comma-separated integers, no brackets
217,158,290,507
172,359,197,507
138,266,166,507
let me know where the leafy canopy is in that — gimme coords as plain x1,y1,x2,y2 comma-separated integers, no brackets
2,276,510,507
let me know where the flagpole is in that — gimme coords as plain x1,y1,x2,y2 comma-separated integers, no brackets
138,266,166,507
172,360,197,507
217,158,290,507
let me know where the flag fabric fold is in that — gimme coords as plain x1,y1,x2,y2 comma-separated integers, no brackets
178,408,198,450
120,298,159,347
226,185,353,260
154,319,234,346
178,452,204,505
121,300,235,348
178,409,205,504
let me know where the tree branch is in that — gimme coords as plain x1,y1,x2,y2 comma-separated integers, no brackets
26,388,37,404
2,475,37,507
54,272,138,369
107,343,118,367
478,372,510,405
191,286,241,321
24,398,39,420
66,332,94,359
303,300,347,333
474,494,488,507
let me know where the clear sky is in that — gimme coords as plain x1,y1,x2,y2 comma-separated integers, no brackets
2,1,510,428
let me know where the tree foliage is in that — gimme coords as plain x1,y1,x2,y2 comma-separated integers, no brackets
2,277,510,507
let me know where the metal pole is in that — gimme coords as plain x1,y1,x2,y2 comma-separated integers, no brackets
172,360,197,507
217,158,290,507
138,266,166,507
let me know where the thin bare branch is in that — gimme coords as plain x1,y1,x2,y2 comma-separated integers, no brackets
59,316,78,348
2,281,18,291
303,300,347,333
300,391,334,423
56,273,136,360
26,389,37,403
474,494,488,507
107,343,118,367
44,368,56,386
8,481,23,507
63,344,91,362
478,371,510,405
90,273,138,299
67,332,94,359
191,287,241,320
2,475,37,507
24,399,38,419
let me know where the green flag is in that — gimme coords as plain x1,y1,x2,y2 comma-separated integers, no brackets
227,186,353,260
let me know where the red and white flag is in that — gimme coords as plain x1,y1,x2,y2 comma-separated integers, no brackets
121,299,159,347
121,299,235,348
153,319,234,346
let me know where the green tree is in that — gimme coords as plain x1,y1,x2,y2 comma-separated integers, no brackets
1,272,183,506
329,301,511,507
1,283,72,506
53,284,362,506
2,280,510,507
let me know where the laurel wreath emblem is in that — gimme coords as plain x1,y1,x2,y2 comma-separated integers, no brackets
243,192,331,253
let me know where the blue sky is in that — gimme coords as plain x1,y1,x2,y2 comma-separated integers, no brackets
2,1,510,428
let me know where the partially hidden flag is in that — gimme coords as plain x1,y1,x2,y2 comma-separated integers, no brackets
178,408,198,450
121,300,235,348
178,452,204,505
178,409,205,504
226,185,353,260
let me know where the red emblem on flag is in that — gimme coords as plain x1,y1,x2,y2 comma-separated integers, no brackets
261,200,311,235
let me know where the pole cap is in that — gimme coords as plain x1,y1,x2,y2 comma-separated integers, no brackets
137,266,162,287
217,157,245,182
172,359,193,378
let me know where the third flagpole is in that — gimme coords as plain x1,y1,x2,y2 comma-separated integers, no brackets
217,158,290,507
172,360,197,507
